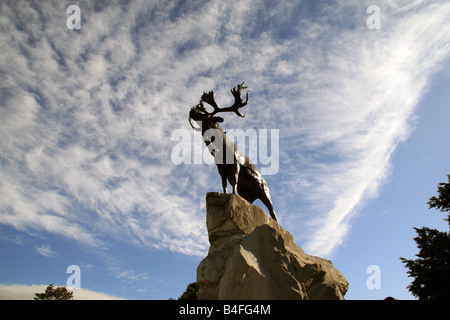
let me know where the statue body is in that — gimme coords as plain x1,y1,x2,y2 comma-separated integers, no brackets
189,83,277,221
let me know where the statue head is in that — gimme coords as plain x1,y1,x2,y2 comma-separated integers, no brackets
188,82,248,133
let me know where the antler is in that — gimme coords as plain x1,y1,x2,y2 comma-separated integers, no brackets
200,82,249,118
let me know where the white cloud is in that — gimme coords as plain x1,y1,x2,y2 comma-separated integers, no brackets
0,0,211,256
277,1,450,256
35,244,57,258
0,284,126,300
109,265,150,283
0,0,449,260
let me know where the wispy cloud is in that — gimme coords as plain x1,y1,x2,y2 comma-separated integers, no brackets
35,244,57,258
0,0,211,256
0,0,449,259
280,0,450,256
109,265,150,283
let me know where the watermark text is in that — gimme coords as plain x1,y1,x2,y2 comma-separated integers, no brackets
171,126,279,175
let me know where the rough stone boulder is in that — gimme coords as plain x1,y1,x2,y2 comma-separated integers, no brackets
196,192,349,300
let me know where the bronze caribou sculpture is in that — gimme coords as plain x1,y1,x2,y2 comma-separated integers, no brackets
188,82,277,221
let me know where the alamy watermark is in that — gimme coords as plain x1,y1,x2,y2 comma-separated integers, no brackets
65,4,381,31
66,265,81,289
366,265,381,290
366,5,381,30
66,5,81,30
171,124,279,175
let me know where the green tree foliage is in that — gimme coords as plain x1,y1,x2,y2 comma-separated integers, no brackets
427,174,450,229
34,284,74,300
400,175,450,300
178,282,198,300
400,228,450,299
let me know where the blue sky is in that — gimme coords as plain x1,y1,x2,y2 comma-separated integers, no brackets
0,0,449,299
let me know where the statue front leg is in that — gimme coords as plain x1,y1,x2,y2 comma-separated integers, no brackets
232,165,240,194
217,165,228,193
221,174,228,194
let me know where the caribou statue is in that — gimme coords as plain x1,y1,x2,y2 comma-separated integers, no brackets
188,82,278,221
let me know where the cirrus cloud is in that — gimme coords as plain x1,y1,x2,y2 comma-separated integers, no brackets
0,0,449,259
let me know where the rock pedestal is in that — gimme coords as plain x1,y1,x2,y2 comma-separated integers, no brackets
196,192,349,300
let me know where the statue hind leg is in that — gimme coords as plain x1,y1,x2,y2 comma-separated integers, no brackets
261,195,278,221
259,186,277,221
228,163,240,194
239,188,276,221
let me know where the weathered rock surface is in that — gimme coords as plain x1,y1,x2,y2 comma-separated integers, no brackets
196,192,349,300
